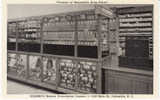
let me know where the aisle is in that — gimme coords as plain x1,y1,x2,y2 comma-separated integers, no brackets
7,80,53,94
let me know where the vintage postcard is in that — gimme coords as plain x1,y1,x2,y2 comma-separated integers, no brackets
1,0,159,100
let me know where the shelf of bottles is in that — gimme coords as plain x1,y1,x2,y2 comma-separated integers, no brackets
17,18,41,53
41,10,116,58
42,11,99,46
43,16,75,45
76,12,112,58
42,11,113,48
17,19,41,42
77,12,98,46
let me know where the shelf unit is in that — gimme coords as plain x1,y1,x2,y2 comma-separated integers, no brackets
117,6,153,70
7,6,119,94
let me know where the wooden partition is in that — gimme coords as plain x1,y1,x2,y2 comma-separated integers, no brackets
102,67,153,94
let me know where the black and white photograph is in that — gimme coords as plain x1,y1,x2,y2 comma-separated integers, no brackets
7,4,153,94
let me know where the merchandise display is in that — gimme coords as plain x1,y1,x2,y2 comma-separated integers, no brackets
77,61,97,92
7,6,120,93
59,59,76,89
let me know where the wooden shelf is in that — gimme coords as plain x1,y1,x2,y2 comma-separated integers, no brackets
117,6,153,14
118,13,152,18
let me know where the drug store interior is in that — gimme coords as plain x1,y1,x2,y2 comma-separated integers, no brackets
7,4,153,94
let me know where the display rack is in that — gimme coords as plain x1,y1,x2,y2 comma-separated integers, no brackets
7,6,119,94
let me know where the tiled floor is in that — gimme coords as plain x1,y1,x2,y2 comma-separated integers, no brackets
7,80,53,94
